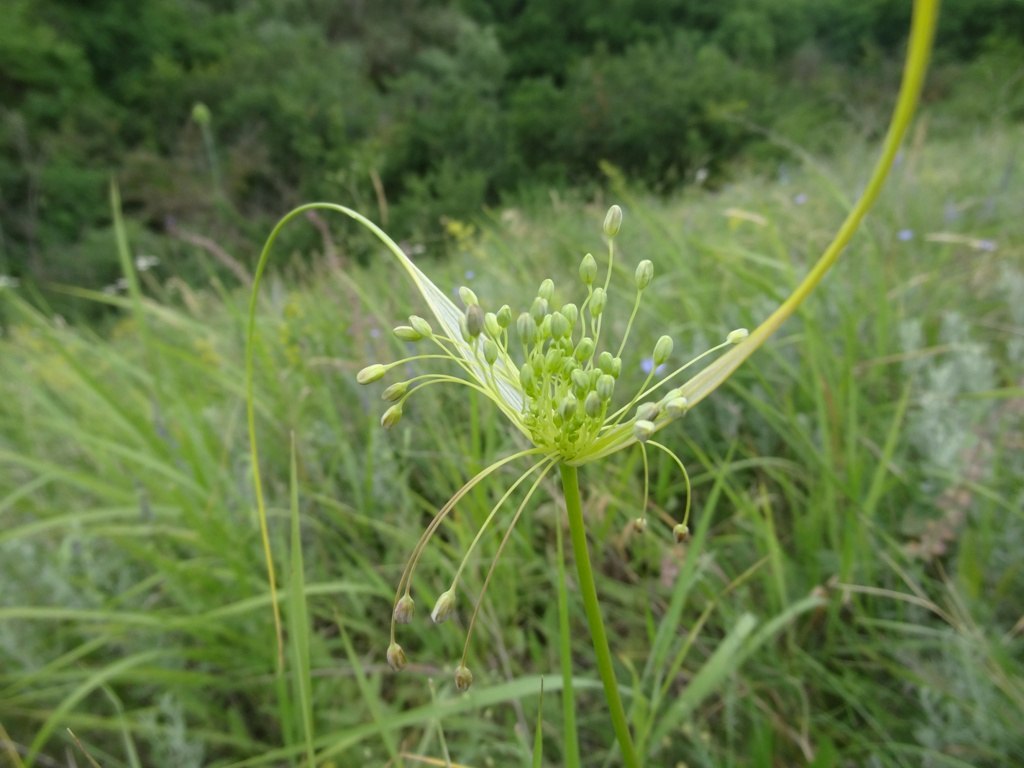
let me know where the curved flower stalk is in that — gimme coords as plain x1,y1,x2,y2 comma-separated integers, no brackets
246,1,937,763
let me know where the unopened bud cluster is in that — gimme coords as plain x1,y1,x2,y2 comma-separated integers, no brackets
360,205,744,689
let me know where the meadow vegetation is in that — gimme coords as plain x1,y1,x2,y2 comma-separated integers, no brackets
2,116,1022,764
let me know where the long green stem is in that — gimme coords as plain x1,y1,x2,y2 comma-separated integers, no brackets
559,463,641,768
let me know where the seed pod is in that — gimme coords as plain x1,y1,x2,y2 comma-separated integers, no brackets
431,589,457,624
653,335,673,365
519,363,535,393
727,328,749,344
636,402,658,422
381,404,403,429
538,278,555,300
496,304,513,328
357,364,387,384
393,325,423,342
484,312,501,339
673,523,690,543
579,253,598,284
483,339,499,364
382,382,409,402
603,204,623,237
409,315,433,338
550,311,571,339
458,286,479,306
590,287,607,316
530,297,548,324
561,303,579,328
574,337,595,362
633,419,655,442
634,259,654,290
455,664,474,692
666,396,689,417
633,517,648,534
517,312,536,344
466,304,485,338
558,395,578,421
571,368,590,393
387,642,407,671
393,595,415,624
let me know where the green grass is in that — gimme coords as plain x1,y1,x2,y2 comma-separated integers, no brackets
1,120,1022,767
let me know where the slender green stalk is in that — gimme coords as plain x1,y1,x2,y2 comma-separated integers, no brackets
559,463,641,768
555,513,581,768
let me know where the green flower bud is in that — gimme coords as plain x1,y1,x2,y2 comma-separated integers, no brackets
584,390,602,417
530,297,548,324
579,253,598,285
496,304,513,328
571,368,590,393
727,327,749,344
597,373,616,401
409,315,433,338
636,402,659,422
519,363,536,393
393,594,415,624
666,396,689,417
610,356,622,377
544,345,563,371
483,339,499,365
633,419,655,442
466,304,485,338
598,351,616,374
603,204,623,237
484,311,501,339
393,325,423,342
381,403,403,429
653,335,673,365
634,259,654,290
382,381,409,402
550,311,571,339
538,278,555,300
455,664,474,692
673,523,690,543
590,287,607,316
458,286,479,306
517,312,536,344
574,337,595,362
539,314,553,340
387,642,407,671
558,395,578,421
357,364,387,384
431,589,457,623
561,303,579,328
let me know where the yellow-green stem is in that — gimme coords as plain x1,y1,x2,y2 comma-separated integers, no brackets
559,463,641,768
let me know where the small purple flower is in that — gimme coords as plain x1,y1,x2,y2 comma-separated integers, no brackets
640,357,667,376
898,229,914,242
369,327,381,339
465,269,475,280
793,193,808,206
977,239,997,252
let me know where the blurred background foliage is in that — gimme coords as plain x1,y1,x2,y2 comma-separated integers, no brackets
1,0,1023,299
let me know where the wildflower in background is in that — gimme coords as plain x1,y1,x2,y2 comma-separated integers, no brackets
793,192,808,206
898,228,915,241
135,254,161,272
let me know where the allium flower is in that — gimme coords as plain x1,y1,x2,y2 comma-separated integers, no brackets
348,205,760,680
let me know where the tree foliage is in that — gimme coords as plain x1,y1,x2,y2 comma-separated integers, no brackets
1,0,1021,286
